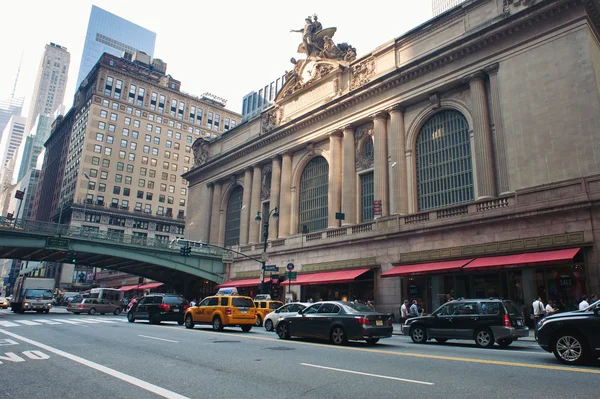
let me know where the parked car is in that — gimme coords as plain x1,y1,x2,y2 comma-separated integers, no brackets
404,298,528,348
67,298,122,315
536,299,600,365
276,301,393,345
0,297,9,309
254,299,284,327
264,302,309,331
184,294,256,332
127,294,188,325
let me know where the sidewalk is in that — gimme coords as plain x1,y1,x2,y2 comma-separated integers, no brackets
392,323,536,342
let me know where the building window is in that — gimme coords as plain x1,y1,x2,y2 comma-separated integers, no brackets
416,110,474,211
360,172,374,222
96,133,104,142
115,174,123,183
196,108,203,124
102,158,110,167
104,147,112,156
104,76,113,96
298,156,329,234
207,112,213,129
137,87,145,107
158,95,165,113
100,110,108,118
106,135,114,144
129,84,136,104
114,80,123,99
150,92,158,111
94,145,102,153
224,185,243,246
123,188,130,197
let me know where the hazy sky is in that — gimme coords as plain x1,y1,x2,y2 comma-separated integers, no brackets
0,1,433,115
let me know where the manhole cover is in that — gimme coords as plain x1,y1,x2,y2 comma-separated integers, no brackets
265,346,296,351
213,340,241,343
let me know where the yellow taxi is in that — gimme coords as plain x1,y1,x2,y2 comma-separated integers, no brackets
254,299,284,327
183,294,257,332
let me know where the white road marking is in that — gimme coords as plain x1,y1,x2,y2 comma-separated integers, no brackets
69,319,102,324
33,319,62,325
138,335,179,343
101,318,128,322
0,321,19,327
51,319,82,325
14,320,41,326
0,329,190,399
87,318,118,324
301,363,434,386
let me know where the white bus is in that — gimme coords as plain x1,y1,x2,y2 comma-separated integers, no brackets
89,288,123,305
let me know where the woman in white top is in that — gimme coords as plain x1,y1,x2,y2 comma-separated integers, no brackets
545,300,557,315
578,295,589,310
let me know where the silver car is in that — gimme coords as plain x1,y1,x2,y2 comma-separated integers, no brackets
67,298,122,315
264,302,309,331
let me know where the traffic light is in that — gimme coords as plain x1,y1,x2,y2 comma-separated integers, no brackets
179,246,191,256
65,252,77,264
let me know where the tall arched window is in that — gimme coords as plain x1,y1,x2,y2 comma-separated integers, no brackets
224,185,243,246
416,110,474,211
298,156,329,234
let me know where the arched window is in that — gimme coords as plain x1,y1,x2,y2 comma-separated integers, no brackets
298,156,329,234
416,110,474,211
224,185,243,246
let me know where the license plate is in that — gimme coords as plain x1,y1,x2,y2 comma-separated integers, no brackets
35,306,41,309
376,320,383,326
173,308,179,312
241,310,247,314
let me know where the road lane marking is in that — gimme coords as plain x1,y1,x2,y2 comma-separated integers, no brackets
70,319,102,324
0,329,190,399
14,320,41,326
34,320,62,325
0,321,19,327
173,328,600,375
51,319,82,325
138,335,178,343
301,363,434,385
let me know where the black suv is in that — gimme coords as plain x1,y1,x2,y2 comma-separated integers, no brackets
536,300,600,365
404,298,528,348
127,294,189,325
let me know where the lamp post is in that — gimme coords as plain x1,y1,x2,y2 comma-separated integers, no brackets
255,207,278,294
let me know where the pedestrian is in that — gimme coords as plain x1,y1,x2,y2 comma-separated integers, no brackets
308,298,313,303
400,300,409,322
367,301,375,311
409,300,419,318
190,298,197,307
532,296,545,339
545,300,558,315
578,295,589,310
590,294,598,303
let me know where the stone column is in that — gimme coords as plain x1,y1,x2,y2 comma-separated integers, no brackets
239,168,253,245
373,112,389,217
208,182,222,244
485,63,510,195
279,152,293,237
468,72,497,199
328,131,343,228
388,106,408,215
268,156,281,240
248,164,262,243
202,183,214,242
342,125,357,225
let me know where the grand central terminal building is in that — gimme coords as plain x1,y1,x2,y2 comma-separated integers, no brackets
183,0,600,318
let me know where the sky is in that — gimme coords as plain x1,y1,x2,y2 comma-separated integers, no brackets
0,1,433,116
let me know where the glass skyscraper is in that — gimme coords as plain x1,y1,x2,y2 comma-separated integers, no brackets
76,5,156,88
0,96,24,143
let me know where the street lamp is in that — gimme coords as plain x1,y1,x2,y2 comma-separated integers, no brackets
255,207,279,294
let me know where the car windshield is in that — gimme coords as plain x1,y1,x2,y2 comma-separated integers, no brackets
341,302,374,314
232,297,254,308
25,289,53,300
163,296,187,305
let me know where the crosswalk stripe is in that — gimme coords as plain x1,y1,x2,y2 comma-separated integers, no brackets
102,318,128,322
0,321,19,327
70,319,102,324
14,320,41,326
33,319,62,325
52,319,82,325
86,318,116,324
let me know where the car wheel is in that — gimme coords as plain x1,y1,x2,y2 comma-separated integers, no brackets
435,338,448,344
212,316,223,331
127,312,135,323
330,326,347,345
184,314,195,329
256,315,262,327
241,325,252,332
89,308,96,315
410,325,427,344
475,328,495,348
264,319,274,331
366,338,379,345
114,308,121,315
277,322,290,340
553,333,588,365
497,338,513,348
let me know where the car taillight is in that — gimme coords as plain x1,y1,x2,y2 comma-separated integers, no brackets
503,314,511,327
159,304,170,311
387,318,393,325
356,317,369,325
225,307,232,315
79,304,84,308
183,304,189,310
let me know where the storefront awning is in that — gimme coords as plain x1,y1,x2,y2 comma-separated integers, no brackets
381,259,473,278
463,248,581,270
138,282,164,290
216,277,265,288
291,268,371,286
118,285,140,292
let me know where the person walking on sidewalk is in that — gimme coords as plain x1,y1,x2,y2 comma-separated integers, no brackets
409,300,419,318
545,300,558,315
532,296,545,340
578,295,590,310
400,300,409,323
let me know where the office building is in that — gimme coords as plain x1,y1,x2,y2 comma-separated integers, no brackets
76,5,156,88
0,96,24,143
25,43,70,134
184,0,600,319
241,74,286,123
432,0,466,16
0,115,26,170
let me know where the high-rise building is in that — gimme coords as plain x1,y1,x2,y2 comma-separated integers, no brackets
25,43,70,134
76,5,156,88
432,0,466,16
0,96,24,143
0,115,26,170
242,74,287,123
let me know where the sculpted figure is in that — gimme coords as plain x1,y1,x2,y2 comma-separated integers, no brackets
291,16,319,57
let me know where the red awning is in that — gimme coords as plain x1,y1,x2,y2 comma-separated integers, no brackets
119,285,140,292
216,278,263,288
381,259,473,278
138,282,164,290
464,248,581,270
291,268,371,286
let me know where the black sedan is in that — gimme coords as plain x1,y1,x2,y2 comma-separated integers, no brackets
537,300,600,365
276,301,393,345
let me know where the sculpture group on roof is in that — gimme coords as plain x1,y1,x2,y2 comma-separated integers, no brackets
290,14,356,62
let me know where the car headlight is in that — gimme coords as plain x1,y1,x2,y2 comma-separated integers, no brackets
24,302,30,306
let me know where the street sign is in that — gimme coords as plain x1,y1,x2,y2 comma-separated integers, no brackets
285,271,297,280
264,265,278,272
261,253,269,262
46,237,70,249
286,262,295,271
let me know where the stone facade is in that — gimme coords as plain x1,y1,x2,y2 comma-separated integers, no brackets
184,0,600,317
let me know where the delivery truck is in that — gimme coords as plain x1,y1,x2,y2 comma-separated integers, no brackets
11,277,55,313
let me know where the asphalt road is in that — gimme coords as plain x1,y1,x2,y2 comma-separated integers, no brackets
0,308,599,399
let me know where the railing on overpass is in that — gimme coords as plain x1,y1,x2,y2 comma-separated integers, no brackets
0,216,225,257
